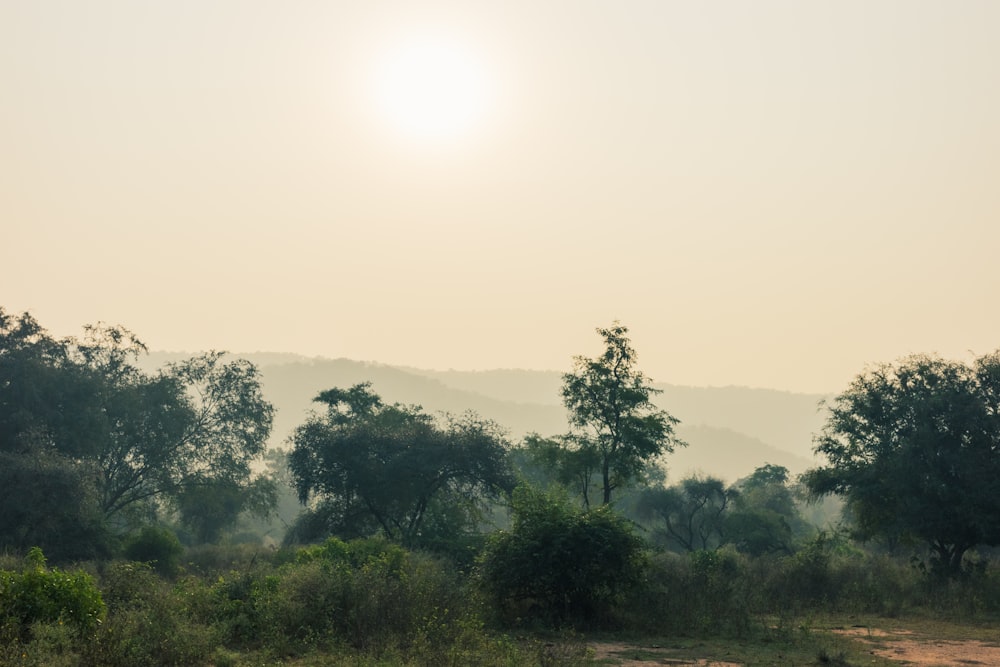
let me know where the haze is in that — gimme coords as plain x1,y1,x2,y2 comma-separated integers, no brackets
4,1,998,394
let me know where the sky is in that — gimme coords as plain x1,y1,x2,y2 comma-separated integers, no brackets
3,1,999,394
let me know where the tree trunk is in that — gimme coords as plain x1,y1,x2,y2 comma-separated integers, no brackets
602,462,612,505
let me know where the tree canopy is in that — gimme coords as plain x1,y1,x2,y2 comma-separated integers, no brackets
635,464,810,556
804,352,1000,575
0,307,275,556
288,382,515,548
560,323,683,505
636,476,734,552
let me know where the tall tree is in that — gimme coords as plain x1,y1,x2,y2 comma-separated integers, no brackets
561,323,683,505
804,352,1000,576
288,382,514,547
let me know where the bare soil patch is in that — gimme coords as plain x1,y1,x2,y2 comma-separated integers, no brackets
835,626,1000,666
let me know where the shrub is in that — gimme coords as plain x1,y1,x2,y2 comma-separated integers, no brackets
0,547,106,639
477,486,645,628
83,561,215,667
624,547,761,636
122,526,183,576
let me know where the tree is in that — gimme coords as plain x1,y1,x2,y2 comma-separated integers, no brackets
0,447,112,561
804,353,1000,576
288,382,514,547
561,323,683,505
173,475,277,544
725,464,803,556
520,433,602,508
636,476,734,552
75,330,274,524
0,308,276,553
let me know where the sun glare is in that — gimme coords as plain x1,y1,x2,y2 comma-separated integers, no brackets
371,35,493,146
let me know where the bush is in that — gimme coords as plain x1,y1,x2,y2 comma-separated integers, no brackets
182,541,273,576
83,561,215,667
259,543,468,653
122,526,183,577
0,547,106,639
624,547,760,636
201,537,477,656
478,486,645,628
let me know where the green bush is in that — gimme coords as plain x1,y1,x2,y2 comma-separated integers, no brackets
259,544,466,653
478,486,645,628
624,548,760,636
0,547,106,638
83,561,215,667
201,537,477,656
182,541,274,576
295,535,408,573
122,526,183,577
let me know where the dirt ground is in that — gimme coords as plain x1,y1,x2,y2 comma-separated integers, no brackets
834,626,1000,667
589,628,1000,666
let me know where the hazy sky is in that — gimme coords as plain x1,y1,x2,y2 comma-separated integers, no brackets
4,1,999,394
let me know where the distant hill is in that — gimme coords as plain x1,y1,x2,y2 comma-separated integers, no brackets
654,384,828,461
143,352,828,483
668,425,813,484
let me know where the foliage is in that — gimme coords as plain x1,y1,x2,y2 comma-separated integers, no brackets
636,475,734,552
478,486,645,627
519,433,601,507
122,526,184,577
635,465,812,556
725,465,811,556
0,548,106,639
0,448,113,561
288,382,515,548
98,349,274,523
560,323,683,505
204,537,486,657
83,561,216,667
804,352,1000,576
0,308,276,557
173,475,277,544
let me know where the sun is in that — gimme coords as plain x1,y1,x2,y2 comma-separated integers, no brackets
371,35,493,146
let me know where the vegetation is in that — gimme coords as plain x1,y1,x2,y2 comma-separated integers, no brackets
478,486,645,627
805,352,1000,576
548,323,684,507
287,382,515,549
0,308,276,559
4,307,1000,664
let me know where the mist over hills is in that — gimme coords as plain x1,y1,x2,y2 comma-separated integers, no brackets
145,352,828,483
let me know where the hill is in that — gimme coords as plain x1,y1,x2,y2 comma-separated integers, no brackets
144,352,827,483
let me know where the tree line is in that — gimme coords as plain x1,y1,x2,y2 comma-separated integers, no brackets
3,305,1000,583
